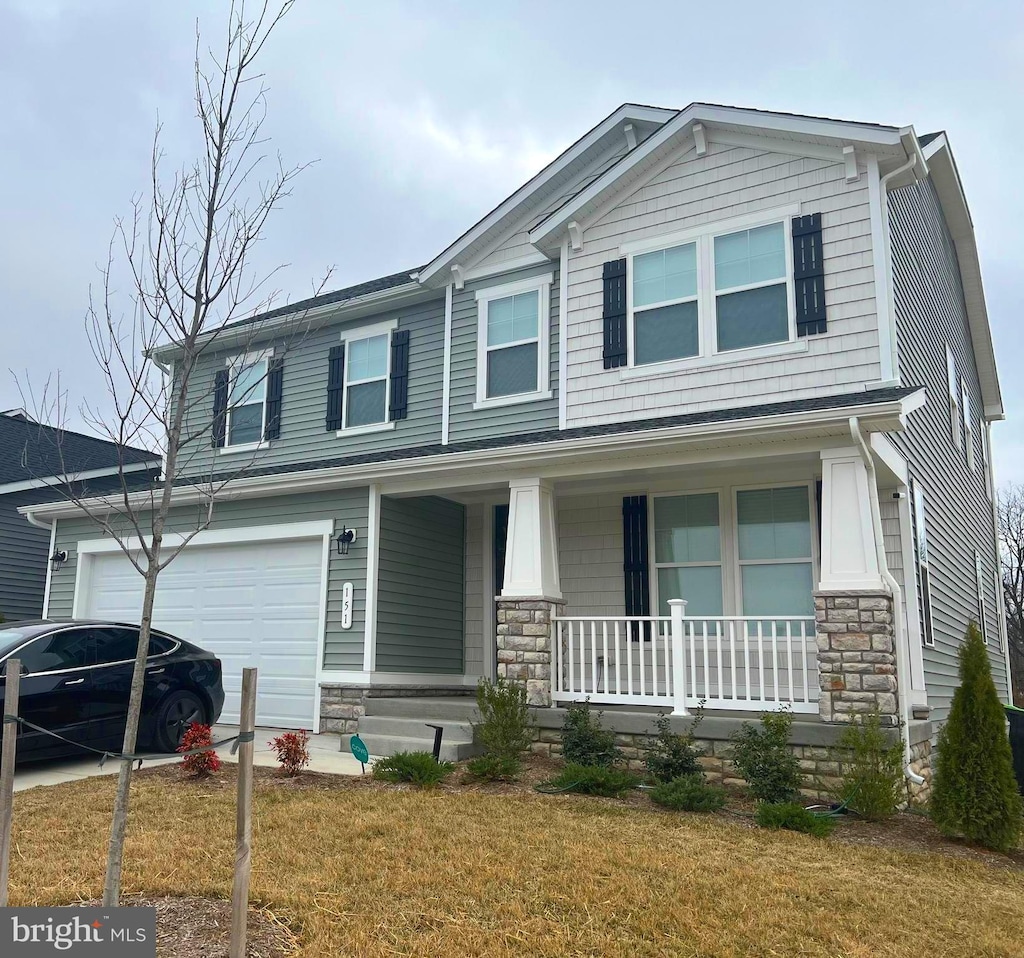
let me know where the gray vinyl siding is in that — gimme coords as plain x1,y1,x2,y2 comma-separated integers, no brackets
45,487,369,671
173,297,445,481
463,502,485,676
557,492,626,617
448,262,560,442
887,176,1006,721
375,495,465,673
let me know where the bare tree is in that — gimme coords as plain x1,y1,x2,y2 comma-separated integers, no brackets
998,481,1024,705
20,1,333,905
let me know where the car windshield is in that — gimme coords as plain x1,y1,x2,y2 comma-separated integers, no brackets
0,625,51,658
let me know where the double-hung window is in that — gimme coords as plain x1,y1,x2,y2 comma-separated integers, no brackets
736,486,815,617
911,479,935,647
345,333,389,428
226,353,269,447
632,243,699,364
975,550,988,644
476,274,551,405
962,384,975,471
653,493,723,617
946,345,961,449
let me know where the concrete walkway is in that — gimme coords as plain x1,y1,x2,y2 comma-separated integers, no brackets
13,726,363,793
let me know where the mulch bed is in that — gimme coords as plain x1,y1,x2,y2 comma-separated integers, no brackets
77,894,294,958
138,754,1024,873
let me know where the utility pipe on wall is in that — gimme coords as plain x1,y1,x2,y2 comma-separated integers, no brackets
848,416,926,786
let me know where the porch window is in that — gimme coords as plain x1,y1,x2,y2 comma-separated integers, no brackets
345,333,389,427
632,242,699,365
714,223,789,352
226,354,268,446
910,479,935,647
736,486,814,616
653,493,723,616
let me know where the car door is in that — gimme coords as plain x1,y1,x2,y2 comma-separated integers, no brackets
4,627,96,760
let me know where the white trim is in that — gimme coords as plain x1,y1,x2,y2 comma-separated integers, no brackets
336,421,395,438
843,145,859,183
340,320,397,431
558,238,569,430
910,478,935,648
867,156,897,383
896,484,928,696
218,440,267,456
0,460,156,497
223,351,271,450
339,317,399,341
363,484,382,673
711,129,852,165
312,527,333,733
76,520,335,556
946,344,962,449
475,275,552,406
963,384,975,472
818,447,884,591
462,251,551,283
41,519,57,618
975,549,988,644
441,283,453,445
869,433,909,485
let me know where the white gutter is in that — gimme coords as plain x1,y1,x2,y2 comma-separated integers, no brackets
849,416,925,786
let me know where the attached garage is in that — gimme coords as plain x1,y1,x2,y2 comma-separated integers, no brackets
74,525,329,729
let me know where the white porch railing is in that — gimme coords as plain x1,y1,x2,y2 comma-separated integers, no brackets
551,601,818,714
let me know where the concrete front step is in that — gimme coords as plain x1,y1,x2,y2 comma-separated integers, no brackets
358,714,475,743
363,696,480,722
341,732,481,763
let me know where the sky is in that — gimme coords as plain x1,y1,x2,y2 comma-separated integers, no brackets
1,0,1021,480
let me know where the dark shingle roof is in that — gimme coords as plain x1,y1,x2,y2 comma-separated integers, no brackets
918,132,943,148
179,386,918,488
0,414,159,486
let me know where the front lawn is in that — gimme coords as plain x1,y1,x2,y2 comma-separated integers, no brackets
10,767,1024,957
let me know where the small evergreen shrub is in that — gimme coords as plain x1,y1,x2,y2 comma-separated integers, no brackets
828,709,904,820
645,709,705,783
268,729,310,776
178,722,220,778
561,701,620,767
931,623,1024,853
470,677,534,780
546,762,641,798
466,753,520,782
756,802,836,838
372,751,454,787
729,708,801,804
650,773,726,813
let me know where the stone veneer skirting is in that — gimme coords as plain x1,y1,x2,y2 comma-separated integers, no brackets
495,597,563,707
319,684,474,734
529,706,934,806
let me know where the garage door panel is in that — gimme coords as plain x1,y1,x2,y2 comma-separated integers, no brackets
83,538,322,729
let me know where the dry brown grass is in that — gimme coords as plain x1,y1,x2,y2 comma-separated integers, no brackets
9,770,1024,957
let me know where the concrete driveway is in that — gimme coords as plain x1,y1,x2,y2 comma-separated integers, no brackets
13,726,364,792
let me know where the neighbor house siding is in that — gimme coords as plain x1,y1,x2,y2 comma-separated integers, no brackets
173,297,445,480
887,176,1006,721
45,487,369,671
564,140,882,426
448,262,560,442
375,495,465,674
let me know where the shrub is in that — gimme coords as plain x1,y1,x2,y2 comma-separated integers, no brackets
268,729,310,776
372,751,454,787
561,701,620,768
466,753,521,782
178,722,220,778
756,801,836,838
828,709,904,820
645,709,705,783
650,773,726,813
729,708,801,804
470,677,534,780
931,623,1024,853
546,762,641,798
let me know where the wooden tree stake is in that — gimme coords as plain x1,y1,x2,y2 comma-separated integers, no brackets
0,659,22,907
230,667,257,958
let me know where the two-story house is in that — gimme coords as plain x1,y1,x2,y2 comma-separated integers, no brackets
21,104,1007,791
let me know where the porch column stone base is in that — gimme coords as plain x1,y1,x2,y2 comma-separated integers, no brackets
815,589,899,726
496,597,564,707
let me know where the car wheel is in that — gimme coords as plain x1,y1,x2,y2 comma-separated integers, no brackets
153,690,207,754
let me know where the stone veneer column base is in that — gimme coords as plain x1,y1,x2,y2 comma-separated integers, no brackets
815,590,899,726
496,597,564,706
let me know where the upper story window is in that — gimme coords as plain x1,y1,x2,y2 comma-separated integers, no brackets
623,210,797,369
227,352,269,447
345,333,389,428
962,383,975,471
946,345,962,450
974,550,988,644
475,274,552,408
910,478,935,647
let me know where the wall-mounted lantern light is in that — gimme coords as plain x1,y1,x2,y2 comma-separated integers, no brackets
335,527,357,556
50,549,68,573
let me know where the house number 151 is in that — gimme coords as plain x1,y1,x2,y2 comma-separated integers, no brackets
341,581,354,629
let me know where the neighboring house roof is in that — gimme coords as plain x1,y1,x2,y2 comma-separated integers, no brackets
0,413,159,490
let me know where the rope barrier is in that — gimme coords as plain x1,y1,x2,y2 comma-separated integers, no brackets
2,713,254,768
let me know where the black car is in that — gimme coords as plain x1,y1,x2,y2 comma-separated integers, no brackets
0,620,225,761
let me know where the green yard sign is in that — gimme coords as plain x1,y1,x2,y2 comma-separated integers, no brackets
350,734,369,771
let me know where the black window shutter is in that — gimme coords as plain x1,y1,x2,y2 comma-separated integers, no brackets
388,329,410,422
792,213,827,337
263,357,284,441
211,369,229,448
602,258,628,369
622,495,651,638
326,343,345,431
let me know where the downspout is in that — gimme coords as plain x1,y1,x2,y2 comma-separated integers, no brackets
849,416,926,786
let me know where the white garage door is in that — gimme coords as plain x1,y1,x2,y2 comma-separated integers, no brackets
82,537,323,729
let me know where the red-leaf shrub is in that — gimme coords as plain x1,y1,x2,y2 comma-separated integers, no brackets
269,729,310,776
178,722,221,778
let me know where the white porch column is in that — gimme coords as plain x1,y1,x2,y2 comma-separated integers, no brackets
818,448,884,591
502,477,562,600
